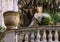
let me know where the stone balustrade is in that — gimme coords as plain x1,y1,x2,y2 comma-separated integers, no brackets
0,25,60,42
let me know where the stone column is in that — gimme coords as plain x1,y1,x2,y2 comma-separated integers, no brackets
7,0,14,11
2,0,7,13
0,0,2,26
13,0,18,11
0,0,4,26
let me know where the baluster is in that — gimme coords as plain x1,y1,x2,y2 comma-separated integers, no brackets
42,30,46,42
36,30,41,42
15,33,18,42
48,30,52,42
18,32,25,42
31,31,35,42
54,30,58,42
25,32,29,42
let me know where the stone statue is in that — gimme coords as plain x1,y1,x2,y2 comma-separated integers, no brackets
28,6,53,27
28,13,52,27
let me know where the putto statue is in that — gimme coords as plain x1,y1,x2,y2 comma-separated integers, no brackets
28,13,54,27
28,6,54,27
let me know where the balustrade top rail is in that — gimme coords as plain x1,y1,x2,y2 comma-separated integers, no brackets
2,25,60,32
1,25,60,34
19,25,60,31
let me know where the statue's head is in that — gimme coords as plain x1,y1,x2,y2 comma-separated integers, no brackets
36,6,43,14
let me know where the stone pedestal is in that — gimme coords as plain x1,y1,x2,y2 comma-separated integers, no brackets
4,29,18,42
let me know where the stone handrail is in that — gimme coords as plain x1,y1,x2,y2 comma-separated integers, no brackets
18,25,60,31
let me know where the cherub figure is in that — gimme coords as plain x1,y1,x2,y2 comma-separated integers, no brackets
28,6,54,27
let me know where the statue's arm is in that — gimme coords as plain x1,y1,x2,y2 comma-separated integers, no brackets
28,17,39,27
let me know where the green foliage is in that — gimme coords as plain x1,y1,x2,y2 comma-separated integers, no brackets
43,9,50,13
55,12,60,22
41,16,54,25
50,12,60,25
41,16,50,25
50,14,57,25
0,26,6,33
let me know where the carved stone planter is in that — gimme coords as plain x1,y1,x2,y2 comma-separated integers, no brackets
3,11,19,29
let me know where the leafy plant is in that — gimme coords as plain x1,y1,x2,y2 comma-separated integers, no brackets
41,15,55,25
50,12,60,25
55,12,60,22
0,26,6,33
50,14,57,25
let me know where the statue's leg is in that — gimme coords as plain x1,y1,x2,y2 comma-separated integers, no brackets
28,17,39,27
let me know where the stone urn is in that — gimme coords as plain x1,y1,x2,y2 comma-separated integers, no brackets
3,11,20,29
